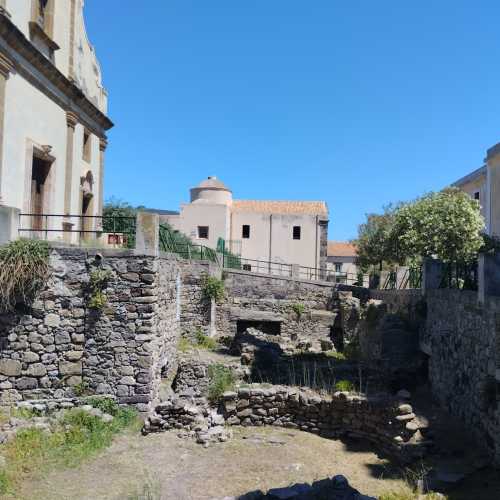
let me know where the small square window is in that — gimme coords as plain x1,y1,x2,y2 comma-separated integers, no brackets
243,264,252,271
293,226,301,240
242,225,250,239
474,191,480,201
198,226,209,239
83,130,92,162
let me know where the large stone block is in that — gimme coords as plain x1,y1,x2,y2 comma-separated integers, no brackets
59,361,83,376
0,359,22,376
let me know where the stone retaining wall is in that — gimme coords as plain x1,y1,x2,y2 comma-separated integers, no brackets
217,270,339,349
424,289,500,463
0,248,182,412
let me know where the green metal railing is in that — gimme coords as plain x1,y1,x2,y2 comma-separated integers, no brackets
159,224,218,263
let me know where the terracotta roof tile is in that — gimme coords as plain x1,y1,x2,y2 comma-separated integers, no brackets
232,200,328,216
328,241,357,257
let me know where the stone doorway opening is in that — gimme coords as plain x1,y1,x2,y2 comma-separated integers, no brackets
30,153,52,231
236,320,281,336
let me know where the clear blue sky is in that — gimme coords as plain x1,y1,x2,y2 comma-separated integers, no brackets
85,1,500,241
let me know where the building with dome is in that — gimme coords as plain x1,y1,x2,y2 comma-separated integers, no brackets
163,176,329,272
0,0,112,243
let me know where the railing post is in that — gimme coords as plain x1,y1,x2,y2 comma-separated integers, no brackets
422,257,444,296
478,252,500,303
0,205,20,245
135,211,159,256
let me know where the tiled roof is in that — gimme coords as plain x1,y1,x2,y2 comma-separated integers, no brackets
328,241,357,257
232,200,328,216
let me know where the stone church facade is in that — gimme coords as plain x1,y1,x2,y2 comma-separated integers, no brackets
0,0,112,242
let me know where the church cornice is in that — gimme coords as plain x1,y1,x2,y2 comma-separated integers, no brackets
0,11,113,135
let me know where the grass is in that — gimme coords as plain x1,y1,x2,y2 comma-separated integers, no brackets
207,364,235,402
126,478,162,500
0,238,50,312
195,330,217,350
379,486,447,499
334,379,355,392
177,330,218,352
0,399,139,496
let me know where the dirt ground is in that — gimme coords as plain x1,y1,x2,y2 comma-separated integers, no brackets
13,427,408,500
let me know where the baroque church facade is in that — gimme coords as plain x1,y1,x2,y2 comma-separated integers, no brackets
0,0,112,241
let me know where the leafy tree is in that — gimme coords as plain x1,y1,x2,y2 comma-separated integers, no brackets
355,206,398,271
102,198,137,248
392,187,484,264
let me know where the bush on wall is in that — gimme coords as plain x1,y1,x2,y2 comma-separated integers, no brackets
0,239,50,312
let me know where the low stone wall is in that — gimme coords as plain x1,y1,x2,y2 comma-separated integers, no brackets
424,289,500,463
146,384,429,462
0,247,182,412
216,270,339,349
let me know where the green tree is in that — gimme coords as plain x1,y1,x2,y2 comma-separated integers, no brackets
392,187,485,264
102,197,138,248
355,206,398,271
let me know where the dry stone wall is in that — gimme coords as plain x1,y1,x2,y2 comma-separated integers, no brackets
0,248,182,412
217,270,339,349
146,384,429,463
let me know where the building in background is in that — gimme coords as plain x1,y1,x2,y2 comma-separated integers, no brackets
0,0,112,243
453,142,500,237
326,241,358,281
164,176,329,271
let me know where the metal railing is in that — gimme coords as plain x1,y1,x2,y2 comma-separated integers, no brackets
159,224,218,263
225,256,293,277
380,267,422,290
439,261,478,291
18,213,136,248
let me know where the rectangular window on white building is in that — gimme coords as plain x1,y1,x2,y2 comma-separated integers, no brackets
293,226,301,240
335,263,342,273
242,225,250,238
198,226,209,239
474,191,480,201
243,264,252,271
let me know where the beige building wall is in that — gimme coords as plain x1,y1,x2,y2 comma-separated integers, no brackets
164,177,328,270
0,0,112,239
230,212,322,269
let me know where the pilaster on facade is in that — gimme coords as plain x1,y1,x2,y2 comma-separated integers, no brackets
0,51,13,206
63,111,79,219
97,137,108,221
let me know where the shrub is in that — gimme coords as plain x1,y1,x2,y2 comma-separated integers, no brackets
195,330,218,350
177,337,193,353
325,350,347,361
87,268,113,310
207,364,235,402
335,380,354,392
201,274,225,303
291,303,306,320
0,238,50,312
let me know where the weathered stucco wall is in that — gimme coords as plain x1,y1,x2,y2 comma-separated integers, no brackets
0,248,182,412
424,289,500,463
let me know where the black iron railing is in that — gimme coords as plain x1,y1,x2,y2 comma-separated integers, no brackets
18,213,136,248
439,261,478,291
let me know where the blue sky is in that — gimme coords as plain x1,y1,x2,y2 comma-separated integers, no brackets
85,1,500,241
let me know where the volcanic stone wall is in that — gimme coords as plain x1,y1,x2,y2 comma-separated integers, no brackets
0,247,182,412
216,270,339,349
